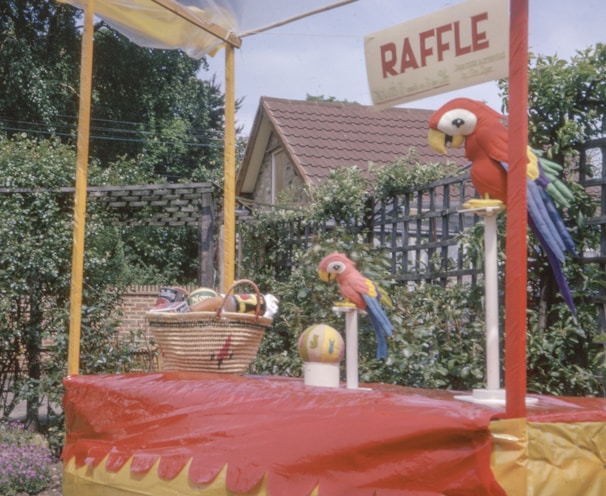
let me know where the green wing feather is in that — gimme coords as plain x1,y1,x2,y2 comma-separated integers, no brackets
531,147,575,208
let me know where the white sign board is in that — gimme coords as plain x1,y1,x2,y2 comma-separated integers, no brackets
364,0,509,107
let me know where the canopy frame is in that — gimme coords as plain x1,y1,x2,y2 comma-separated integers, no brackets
67,0,242,376
66,0,359,376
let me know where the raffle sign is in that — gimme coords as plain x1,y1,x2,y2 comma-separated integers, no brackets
364,0,509,107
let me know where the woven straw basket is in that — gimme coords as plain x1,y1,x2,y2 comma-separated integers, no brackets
147,280,272,374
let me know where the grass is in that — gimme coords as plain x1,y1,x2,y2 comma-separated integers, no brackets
0,420,54,496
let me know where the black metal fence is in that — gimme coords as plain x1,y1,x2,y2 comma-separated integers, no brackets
242,173,481,285
372,174,479,286
247,139,606,291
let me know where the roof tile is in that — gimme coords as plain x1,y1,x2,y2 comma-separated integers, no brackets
238,97,470,194
262,97,468,185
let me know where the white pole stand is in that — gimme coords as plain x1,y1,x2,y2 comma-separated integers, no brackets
455,202,539,407
332,305,369,390
455,203,506,405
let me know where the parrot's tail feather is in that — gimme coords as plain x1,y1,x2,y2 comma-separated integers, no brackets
544,237,577,315
528,181,567,260
364,297,393,336
527,179,576,313
539,187,577,256
362,295,393,360
528,216,576,314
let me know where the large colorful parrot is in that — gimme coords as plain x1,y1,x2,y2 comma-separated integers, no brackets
318,252,393,359
427,97,577,313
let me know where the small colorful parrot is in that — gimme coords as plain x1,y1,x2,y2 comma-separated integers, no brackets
318,252,393,359
427,97,577,312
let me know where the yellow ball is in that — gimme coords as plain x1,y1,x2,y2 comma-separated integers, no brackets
298,324,344,363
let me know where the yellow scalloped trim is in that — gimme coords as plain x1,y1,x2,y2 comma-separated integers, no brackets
63,455,322,496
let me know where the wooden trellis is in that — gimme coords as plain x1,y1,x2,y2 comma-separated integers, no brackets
0,182,216,286
86,183,214,227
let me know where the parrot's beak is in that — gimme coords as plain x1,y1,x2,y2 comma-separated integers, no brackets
318,269,335,282
428,128,465,154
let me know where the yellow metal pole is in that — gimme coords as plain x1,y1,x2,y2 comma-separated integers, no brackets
222,44,236,292
67,0,95,376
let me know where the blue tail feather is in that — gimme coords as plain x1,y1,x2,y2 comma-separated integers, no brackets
528,181,567,260
362,294,393,359
537,186,576,255
528,206,576,314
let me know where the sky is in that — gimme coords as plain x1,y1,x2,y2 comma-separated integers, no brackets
203,0,605,136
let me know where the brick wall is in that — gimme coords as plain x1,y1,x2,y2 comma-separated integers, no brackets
116,285,196,343
116,285,199,372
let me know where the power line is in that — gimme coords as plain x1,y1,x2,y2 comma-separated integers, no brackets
0,115,227,148
1,114,226,137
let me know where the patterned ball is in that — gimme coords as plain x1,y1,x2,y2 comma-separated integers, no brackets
187,287,217,307
298,324,344,363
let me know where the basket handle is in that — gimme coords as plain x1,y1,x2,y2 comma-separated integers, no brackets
216,279,264,320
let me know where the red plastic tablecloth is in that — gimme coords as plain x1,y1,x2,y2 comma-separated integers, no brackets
61,373,605,495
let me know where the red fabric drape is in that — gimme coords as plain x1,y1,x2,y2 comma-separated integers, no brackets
63,373,507,495
505,0,529,419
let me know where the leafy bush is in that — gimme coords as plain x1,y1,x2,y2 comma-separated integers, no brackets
243,151,605,396
249,234,489,392
305,165,368,223
361,282,486,389
0,135,149,454
526,303,604,396
373,149,462,198
0,421,53,496
250,234,395,376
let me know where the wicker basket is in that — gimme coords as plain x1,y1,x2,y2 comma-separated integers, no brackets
147,280,272,374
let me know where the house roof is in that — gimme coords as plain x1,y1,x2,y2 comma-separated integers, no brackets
236,97,469,195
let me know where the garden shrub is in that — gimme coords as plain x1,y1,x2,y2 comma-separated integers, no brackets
248,234,489,392
373,149,461,197
249,235,395,377
242,151,605,396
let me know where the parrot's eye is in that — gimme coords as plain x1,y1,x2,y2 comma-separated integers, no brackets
327,261,346,274
437,108,477,136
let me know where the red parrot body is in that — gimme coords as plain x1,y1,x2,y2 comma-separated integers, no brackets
429,98,509,202
327,262,377,309
318,252,393,359
427,97,577,312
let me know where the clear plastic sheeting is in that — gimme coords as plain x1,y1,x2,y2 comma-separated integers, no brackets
56,0,358,58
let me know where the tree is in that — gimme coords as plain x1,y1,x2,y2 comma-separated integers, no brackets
0,135,139,433
0,1,81,139
499,43,606,156
305,94,357,104
1,1,233,285
1,2,229,183
498,44,606,329
90,26,228,183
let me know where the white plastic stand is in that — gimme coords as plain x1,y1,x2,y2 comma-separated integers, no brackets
332,305,368,390
480,207,502,394
455,203,538,407
303,362,340,388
